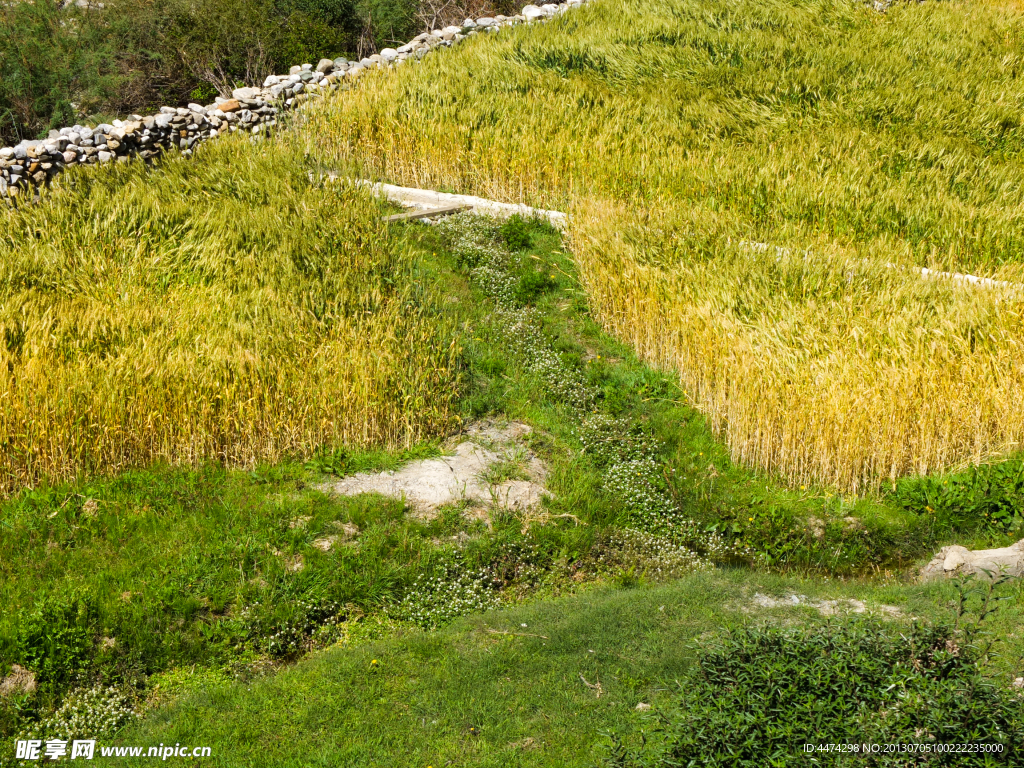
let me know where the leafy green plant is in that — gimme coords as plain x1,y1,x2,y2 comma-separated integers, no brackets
307,447,350,477
895,459,1024,535
15,593,98,702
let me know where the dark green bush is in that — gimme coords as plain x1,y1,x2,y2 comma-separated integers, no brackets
500,214,533,250
516,267,558,304
603,614,1024,767
0,1,119,144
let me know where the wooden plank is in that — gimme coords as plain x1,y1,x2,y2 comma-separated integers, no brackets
382,203,472,223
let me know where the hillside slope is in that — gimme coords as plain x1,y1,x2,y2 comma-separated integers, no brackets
306,0,1024,492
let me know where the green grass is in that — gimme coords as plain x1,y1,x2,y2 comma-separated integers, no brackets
107,571,1024,766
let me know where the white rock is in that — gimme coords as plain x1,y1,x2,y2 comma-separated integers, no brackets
380,48,399,62
522,5,545,20
920,539,1024,581
232,87,261,101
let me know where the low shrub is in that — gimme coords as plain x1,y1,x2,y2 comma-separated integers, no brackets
604,594,1024,767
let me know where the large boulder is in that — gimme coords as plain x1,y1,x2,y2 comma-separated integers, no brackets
920,539,1024,581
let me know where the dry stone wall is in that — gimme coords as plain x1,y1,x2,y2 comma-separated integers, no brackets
0,1,587,204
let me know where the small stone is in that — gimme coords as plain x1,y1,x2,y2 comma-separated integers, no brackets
380,48,399,62
635,703,652,711
289,65,301,75
231,87,260,101
218,99,241,113
315,57,335,73
97,151,112,162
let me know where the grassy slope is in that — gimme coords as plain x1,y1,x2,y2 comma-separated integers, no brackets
303,0,1024,492
5,2,1024,754
112,572,1024,767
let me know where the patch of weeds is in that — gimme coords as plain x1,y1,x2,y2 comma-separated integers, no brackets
16,685,136,743
241,598,348,659
428,501,479,538
894,458,1024,537
576,414,660,469
393,560,500,629
481,535,552,594
14,592,98,705
587,527,712,581
307,443,444,478
145,666,232,708
479,448,531,486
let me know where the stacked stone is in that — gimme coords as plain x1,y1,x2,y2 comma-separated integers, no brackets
0,0,585,203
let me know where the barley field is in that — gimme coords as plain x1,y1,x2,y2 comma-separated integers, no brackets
303,0,1024,491
0,138,460,495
